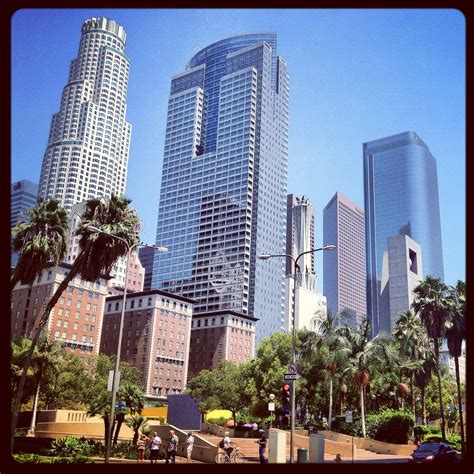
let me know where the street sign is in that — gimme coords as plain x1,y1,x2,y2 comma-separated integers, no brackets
268,402,275,412
345,410,353,423
287,363,298,374
284,373,298,381
115,404,126,409
107,370,120,391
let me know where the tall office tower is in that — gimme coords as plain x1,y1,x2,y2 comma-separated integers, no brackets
138,246,155,291
11,180,38,228
38,17,132,211
152,34,289,344
11,180,38,267
323,192,366,329
364,131,444,336
286,195,316,289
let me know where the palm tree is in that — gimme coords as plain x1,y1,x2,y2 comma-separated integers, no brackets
340,319,396,438
445,280,465,454
393,310,426,417
113,382,146,444
11,198,69,291
413,348,436,424
87,391,113,447
29,335,62,434
11,195,141,450
412,275,450,441
125,414,149,446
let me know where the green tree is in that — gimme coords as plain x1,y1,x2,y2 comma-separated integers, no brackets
412,275,450,441
445,280,465,454
125,415,149,446
11,198,69,291
11,195,140,449
340,319,396,438
393,310,426,417
113,382,146,444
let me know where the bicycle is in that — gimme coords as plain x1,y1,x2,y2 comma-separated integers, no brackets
215,445,246,463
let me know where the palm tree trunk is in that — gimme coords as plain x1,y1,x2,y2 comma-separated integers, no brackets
29,380,41,435
421,384,427,425
454,356,465,455
10,249,89,451
10,274,21,293
410,372,416,419
360,385,366,438
113,413,124,445
433,338,446,441
328,374,333,431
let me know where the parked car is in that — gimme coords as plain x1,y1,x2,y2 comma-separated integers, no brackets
408,442,458,463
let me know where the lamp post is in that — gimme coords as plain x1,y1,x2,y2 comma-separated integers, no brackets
258,245,336,463
87,226,168,464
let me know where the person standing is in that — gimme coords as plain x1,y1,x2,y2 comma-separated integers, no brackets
185,432,195,463
166,429,179,464
256,429,267,464
150,431,162,464
136,433,149,464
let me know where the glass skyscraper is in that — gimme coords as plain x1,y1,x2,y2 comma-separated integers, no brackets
152,34,289,343
364,131,444,336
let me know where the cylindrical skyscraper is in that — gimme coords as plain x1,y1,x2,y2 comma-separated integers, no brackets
38,17,132,210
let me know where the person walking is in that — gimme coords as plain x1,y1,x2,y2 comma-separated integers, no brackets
136,433,149,464
165,429,179,464
256,429,267,464
150,431,162,464
185,432,195,463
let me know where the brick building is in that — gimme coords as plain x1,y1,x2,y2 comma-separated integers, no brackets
187,310,257,380
100,290,195,399
11,263,109,356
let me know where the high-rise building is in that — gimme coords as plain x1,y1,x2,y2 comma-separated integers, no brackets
138,246,155,291
152,34,289,344
11,180,39,267
11,263,109,356
101,290,195,398
364,131,444,336
284,194,327,333
38,17,132,211
323,192,366,329
11,180,38,228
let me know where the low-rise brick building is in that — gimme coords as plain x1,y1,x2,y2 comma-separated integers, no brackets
100,290,195,399
187,311,257,380
11,263,109,356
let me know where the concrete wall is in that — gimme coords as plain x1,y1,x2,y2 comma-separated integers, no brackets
201,421,234,437
34,422,134,440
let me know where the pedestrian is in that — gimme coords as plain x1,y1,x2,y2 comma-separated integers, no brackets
150,431,162,464
255,429,267,464
136,433,149,464
185,432,195,463
165,429,179,464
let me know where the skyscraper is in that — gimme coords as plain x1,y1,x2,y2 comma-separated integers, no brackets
152,34,289,344
323,192,366,329
364,131,444,336
38,17,132,211
11,179,39,267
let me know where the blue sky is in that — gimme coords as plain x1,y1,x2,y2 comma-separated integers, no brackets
11,8,465,286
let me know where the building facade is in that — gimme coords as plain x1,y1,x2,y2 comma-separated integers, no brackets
379,234,423,333
363,131,444,336
11,179,39,267
100,290,195,398
152,34,289,344
11,263,109,356
38,17,132,211
187,310,256,380
323,192,366,329
138,246,155,291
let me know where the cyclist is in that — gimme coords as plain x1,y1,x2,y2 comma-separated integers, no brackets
222,431,233,461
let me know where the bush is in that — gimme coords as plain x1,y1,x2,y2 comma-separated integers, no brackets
48,436,92,458
413,424,440,443
365,409,414,444
424,433,461,452
331,415,361,437
206,416,230,426
13,453,93,463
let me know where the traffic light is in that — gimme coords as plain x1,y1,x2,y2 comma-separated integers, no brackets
281,383,290,414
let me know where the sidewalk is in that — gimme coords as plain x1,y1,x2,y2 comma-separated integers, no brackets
90,456,203,464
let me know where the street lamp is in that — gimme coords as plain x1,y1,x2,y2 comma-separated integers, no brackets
268,393,275,429
87,226,168,463
258,244,336,463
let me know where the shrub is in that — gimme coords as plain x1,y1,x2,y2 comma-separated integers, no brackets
48,436,92,458
331,415,361,437
365,409,414,444
13,454,93,463
111,440,136,459
413,424,440,443
424,433,461,452
206,416,230,426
